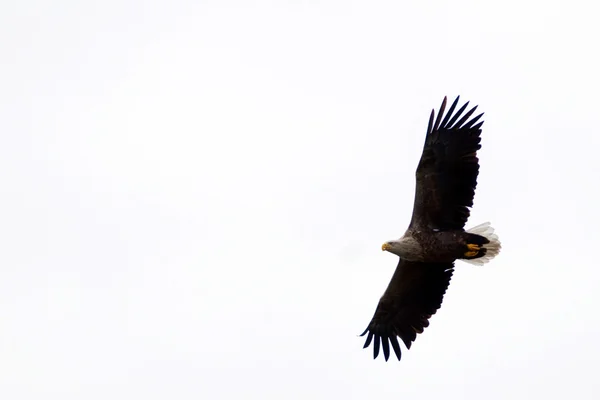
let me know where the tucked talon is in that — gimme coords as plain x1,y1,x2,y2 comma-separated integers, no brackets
464,243,480,257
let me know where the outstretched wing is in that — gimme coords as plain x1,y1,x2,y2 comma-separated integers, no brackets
360,260,454,361
409,96,484,230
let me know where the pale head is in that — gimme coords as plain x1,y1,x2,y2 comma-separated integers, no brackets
381,235,422,261
381,240,403,257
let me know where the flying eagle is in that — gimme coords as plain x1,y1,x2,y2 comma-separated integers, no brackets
360,96,501,361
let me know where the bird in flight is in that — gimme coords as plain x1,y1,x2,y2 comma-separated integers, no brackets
360,96,501,361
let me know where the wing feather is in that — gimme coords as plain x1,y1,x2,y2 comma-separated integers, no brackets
440,96,460,128
389,335,402,361
362,331,373,348
382,336,390,361
426,109,435,136
432,96,447,132
462,112,484,130
445,101,470,128
451,105,478,130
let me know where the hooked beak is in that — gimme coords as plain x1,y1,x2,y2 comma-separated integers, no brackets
382,243,391,252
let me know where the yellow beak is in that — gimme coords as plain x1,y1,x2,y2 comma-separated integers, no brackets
382,243,390,251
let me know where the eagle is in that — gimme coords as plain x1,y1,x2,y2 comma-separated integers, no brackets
360,96,501,361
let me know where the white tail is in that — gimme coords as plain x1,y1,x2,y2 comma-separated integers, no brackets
463,222,501,265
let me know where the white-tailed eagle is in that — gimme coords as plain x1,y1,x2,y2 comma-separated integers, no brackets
360,96,501,361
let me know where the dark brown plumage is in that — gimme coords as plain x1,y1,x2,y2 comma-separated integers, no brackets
410,96,484,230
361,260,454,361
360,96,500,361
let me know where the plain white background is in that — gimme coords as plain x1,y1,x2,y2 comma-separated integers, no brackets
1,1,599,399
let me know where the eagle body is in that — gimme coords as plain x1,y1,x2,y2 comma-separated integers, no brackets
385,229,491,263
360,96,501,362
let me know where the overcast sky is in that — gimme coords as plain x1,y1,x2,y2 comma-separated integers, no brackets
1,0,599,399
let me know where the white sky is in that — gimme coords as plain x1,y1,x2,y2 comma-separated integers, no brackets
1,0,599,399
